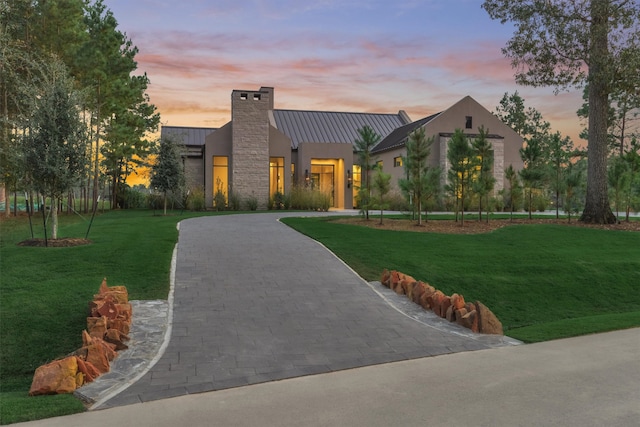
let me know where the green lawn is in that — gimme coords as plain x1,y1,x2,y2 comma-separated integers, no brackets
0,210,205,425
281,216,640,342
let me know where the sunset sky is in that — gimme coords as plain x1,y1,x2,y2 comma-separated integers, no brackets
105,0,586,144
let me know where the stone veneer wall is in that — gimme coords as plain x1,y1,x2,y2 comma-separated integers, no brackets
231,89,271,209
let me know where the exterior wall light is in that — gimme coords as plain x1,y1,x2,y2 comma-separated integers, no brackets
347,169,352,188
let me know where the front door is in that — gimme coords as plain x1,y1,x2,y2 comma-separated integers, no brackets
311,164,335,207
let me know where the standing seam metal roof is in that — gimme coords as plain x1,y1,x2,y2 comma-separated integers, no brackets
371,112,442,154
272,109,407,149
160,126,217,146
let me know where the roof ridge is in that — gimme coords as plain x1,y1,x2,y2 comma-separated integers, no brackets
274,108,401,117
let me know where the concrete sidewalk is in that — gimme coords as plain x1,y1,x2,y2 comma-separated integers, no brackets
18,327,640,426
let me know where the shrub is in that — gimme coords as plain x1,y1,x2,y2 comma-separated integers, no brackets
386,191,411,211
213,189,226,211
245,194,258,211
270,191,285,210
187,187,206,211
229,191,241,211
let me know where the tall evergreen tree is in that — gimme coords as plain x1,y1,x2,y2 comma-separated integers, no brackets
75,0,138,210
483,0,640,223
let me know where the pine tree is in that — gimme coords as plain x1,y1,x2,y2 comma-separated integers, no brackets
447,129,474,225
399,127,439,225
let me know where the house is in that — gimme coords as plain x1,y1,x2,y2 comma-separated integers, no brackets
372,96,524,196
160,86,524,209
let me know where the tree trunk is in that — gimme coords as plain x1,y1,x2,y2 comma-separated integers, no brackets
163,192,167,215
580,0,616,224
92,81,101,213
51,197,58,240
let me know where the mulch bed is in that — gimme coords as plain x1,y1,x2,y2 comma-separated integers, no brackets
18,238,92,247
333,216,640,234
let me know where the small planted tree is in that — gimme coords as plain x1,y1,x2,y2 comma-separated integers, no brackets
447,129,474,225
354,125,380,220
371,167,391,225
545,132,574,218
564,160,586,223
519,138,545,219
399,127,438,225
150,136,184,215
608,156,629,219
504,164,522,221
23,62,88,240
471,126,495,222
622,139,640,221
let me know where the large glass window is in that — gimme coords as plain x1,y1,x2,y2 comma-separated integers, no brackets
212,156,228,204
352,165,361,207
270,157,284,197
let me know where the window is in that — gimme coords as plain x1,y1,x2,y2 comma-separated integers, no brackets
376,160,383,170
269,157,284,197
352,165,361,207
212,156,229,205
465,116,473,129
240,93,247,100
394,157,403,167
253,93,261,101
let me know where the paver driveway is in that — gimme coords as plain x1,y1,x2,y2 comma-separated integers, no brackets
101,213,514,407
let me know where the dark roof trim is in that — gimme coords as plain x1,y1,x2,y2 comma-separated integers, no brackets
438,132,504,139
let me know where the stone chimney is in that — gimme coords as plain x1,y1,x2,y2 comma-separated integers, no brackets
231,87,273,208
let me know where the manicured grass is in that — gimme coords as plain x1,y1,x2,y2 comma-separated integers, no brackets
281,216,640,342
0,209,209,425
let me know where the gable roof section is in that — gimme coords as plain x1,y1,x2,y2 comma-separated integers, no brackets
372,112,441,154
161,126,217,146
272,109,408,149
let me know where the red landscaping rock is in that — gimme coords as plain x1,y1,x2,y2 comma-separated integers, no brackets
475,301,504,335
439,296,452,319
411,281,426,304
75,357,100,383
381,269,391,287
96,299,119,319
87,316,108,339
428,291,448,317
451,293,465,310
455,307,468,321
115,303,132,321
104,328,130,350
390,271,401,291
29,356,79,396
458,309,478,333
108,318,131,335
419,284,436,310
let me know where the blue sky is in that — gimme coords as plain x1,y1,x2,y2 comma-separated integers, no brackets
105,0,584,143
